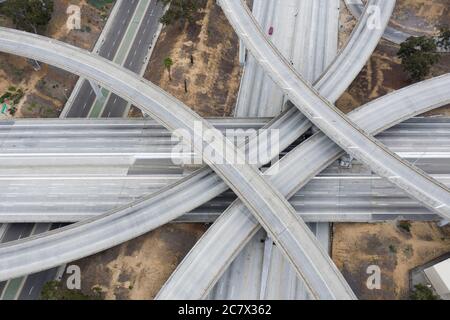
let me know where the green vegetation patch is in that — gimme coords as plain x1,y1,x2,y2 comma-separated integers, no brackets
0,0,53,34
397,36,440,82
87,0,115,10
410,284,440,300
158,0,203,25
438,26,450,51
41,280,102,300
398,221,412,233
1,87,24,105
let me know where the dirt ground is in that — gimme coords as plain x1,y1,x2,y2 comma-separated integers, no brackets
339,0,450,50
2,0,449,301
66,223,207,300
332,222,450,300
336,40,450,115
0,0,113,118
391,0,449,36
339,0,358,49
337,0,450,114
142,0,242,117
333,1,450,301
68,0,242,300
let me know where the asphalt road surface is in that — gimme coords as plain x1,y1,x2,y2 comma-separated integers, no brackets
101,0,166,118
66,0,139,118
67,0,165,118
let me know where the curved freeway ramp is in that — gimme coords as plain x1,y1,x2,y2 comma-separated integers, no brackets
158,0,450,298
0,28,355,299
0,0,435,297
157,73,450,299
0,120,449,223
344,0,410,44
0,0,394,298
0,0,420,294
218,0,450,220
0,0,401,298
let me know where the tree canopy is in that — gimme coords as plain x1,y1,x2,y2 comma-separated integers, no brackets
438,26,450,51
164,57,173,68
410,284,440,300
0,0,54,34
157,0,201,25
163,57,173,80
40,280,103,300
397,36,440,82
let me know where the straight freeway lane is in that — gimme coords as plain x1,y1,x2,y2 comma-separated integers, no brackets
66,0,139,118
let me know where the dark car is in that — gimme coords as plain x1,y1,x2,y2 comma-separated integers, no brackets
268,26,274,36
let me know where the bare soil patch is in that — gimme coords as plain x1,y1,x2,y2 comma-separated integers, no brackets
80,0,243,299
332,222,450,299
336,40,450,114
143,0,241,117
337,0,449,114
67,224,208,300
392,0,449,36
339,0,357,49
333,1,450,302
0,0,114,118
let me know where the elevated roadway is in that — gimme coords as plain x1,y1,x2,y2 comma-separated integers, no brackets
157,0,429,299
0,223,62,300
236,0,339,117
11,1,165,299
218,0,450,220
0,0,446,294
0,172,448,224
0,119,449,223
230,0,340,299
64,0,165,118
64,0,139,118
0,117,448,175
344,0,410,44
100,0,165,118
0,28,354,299
0,0,444,298
157,72,450,299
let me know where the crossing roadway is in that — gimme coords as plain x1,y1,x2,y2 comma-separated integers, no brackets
0,27,356,299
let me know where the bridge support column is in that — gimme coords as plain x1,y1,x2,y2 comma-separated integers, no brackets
88,80,104,99
239,39,246,66
438,220,449,227
259,236,273,300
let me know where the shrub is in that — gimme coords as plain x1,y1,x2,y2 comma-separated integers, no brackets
398,221,412,233
0,0,54,34
158,0,201,25
397,36,440,81
410,284,440,300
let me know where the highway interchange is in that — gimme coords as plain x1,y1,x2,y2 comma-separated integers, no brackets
229,0,339,298
0,0,166,300
64,0,165,118
0,0,449,300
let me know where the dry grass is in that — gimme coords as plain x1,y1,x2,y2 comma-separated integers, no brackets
332,222,450,299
